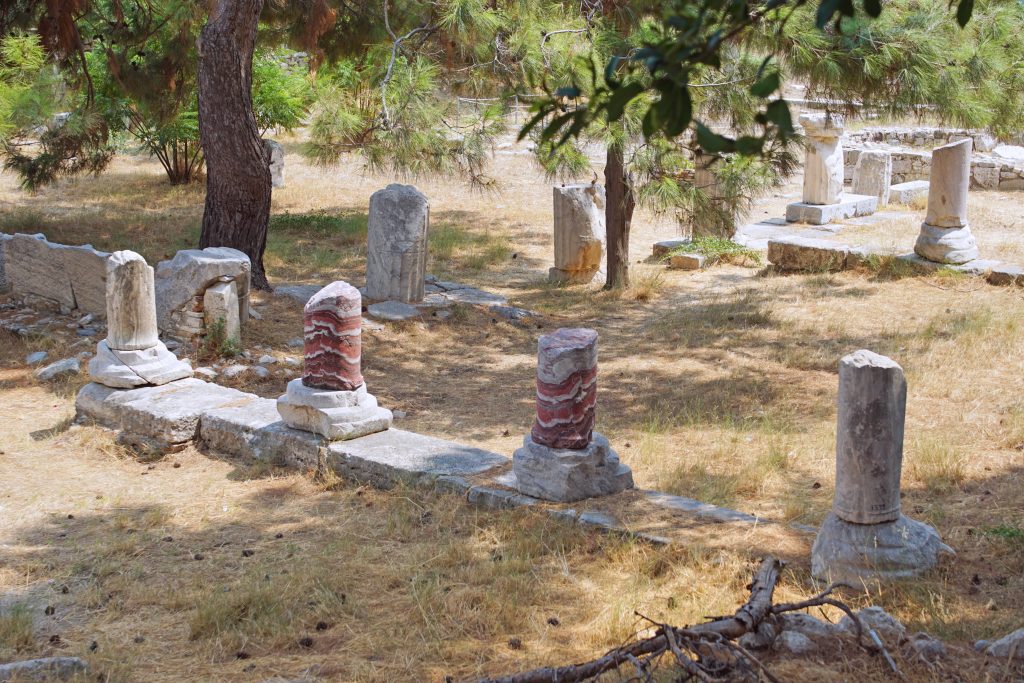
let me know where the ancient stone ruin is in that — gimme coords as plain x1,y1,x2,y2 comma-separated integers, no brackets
88,251,193,388
811,350,952,582
851,150,892,205
513,328,633,502
786,113,877,224
265,139,285,188
154,247,250,343
365,184,429,303
277,281,393,440
549,183,605,284
0,233,108,316
914,138,979,264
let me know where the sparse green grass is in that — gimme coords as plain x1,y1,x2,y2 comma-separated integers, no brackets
429,223,511,272
268,210,367,244
985,524,1024,545
0,208,46,233
666,236,762,267
0,604,35,658
862,253,921,280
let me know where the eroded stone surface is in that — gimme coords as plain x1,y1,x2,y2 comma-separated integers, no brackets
265,139,285,188
512,433,633,502
549,184,605,284
800,113,845,205
155,247,250,336
785,194,878,225
978,627,1024,660
531,328,597,449
811,512,952,583
768,237,850,272
200,396,324,470
0,656,89,681
914,223,979,265
915,139,978,264
852,150,892,204
834,350,905,525
106,251,160,351
203,281,241,345
365,184,429,303
889,180,929,205
89,340,192,388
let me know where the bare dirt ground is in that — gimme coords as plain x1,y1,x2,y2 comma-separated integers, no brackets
2,134,1023,681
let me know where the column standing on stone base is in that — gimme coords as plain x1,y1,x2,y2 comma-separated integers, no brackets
302,281,364,391
549,185,605,285
800,113,845,205
531,328,598,449
914,138,978,264
107,251,160,351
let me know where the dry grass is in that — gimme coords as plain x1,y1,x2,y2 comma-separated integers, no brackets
2,136,1024,681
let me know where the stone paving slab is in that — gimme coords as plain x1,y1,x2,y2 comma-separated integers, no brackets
326,429,508,488
785,194,878,225
76,378,256,447
199,395,324,470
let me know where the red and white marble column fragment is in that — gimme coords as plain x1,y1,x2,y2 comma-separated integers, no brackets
278,281,392,440
302,281,364,391
531,328,598,449
514,328,632,502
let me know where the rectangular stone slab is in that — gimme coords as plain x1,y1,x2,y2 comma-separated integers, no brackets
768,236,852,272
200,396,324,470
76,378,257,447
888,180,929,205
326,429,508,488
785,194,878,225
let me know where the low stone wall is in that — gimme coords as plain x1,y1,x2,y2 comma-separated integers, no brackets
843,148,1024,190
844,127,1002,151
0,233,109,316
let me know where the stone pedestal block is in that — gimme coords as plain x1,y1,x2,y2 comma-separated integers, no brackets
265,139,285,188
811,512,954,583
834,350,905,524
852,150,892,204
203,281,241,345
365,184,429,303
799,113,845,205
88,340,193,388
915,139,978,264
513,433,633,502
549,184,605,284
277,378,392,440
531,328,598,449
155,247,251,337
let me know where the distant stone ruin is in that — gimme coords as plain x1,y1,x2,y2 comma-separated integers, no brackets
154,247,250,343
914,139,979,264
365,184,429,303
549,183,605,284
0,233,108,316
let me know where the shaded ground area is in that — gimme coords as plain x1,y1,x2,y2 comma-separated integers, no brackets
2,136,1024,681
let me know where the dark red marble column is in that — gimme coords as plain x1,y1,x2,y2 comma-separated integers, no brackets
530,328,597,449
302,281,363,391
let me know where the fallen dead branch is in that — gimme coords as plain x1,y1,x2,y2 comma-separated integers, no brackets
479,556,877,683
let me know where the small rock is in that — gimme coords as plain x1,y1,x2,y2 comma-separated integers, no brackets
283,357,301,368
252,366,270,379
0,657,89,681
907,631,946,661
780,613,840,639
164,339,181,352
393,410,407,419
241,549,255,557
839,606,906,644
286,338,303,348
489,305,535,322
249,307,263,320
194,366,218,380
367,301,420,322
221,364,249,379
434,310,452,321
78,313,94,325
978,627,1024,660
738,621,777,650
257,354,276,365
34,358,80,381
76,327,98,337
25,351,48,365
775,630,816,655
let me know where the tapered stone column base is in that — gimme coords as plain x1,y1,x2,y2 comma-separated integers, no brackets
547,266,597,285
914,223,979,264
811,512,954,583
88,339,193,388
276,378,392,440
512,432,633,502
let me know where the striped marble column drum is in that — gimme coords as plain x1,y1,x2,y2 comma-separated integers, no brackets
530,328,598,449
302,281,364,391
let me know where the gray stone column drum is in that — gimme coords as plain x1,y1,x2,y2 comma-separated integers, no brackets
833,350,906,524
914,139,978,264
549,184,605,284
107,251,160,351
365,184,429,303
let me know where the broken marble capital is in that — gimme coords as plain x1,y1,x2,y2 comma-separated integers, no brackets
276,281,392,440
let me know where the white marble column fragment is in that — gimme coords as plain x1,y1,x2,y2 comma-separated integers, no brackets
88,251,192,388
549,184,605,284
365,184,429,303
914,139,978,264
811,350,953,583
800,113,845,205
265,139,285,188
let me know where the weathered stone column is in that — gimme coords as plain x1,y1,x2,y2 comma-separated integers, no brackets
914,138,978,264
852,150,892,205
264,139,285,188
513,328,633,502
365,184,429,303
800,113,845,205
277,281,392,440
88,251,192,388
549,184,605,284
811,350,953,583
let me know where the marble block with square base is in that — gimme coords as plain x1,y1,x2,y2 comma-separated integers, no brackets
276,378,392,441
786,194,878,225
89,340,192,389
513,433,633,503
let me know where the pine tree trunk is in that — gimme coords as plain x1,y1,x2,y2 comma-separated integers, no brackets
197,0,272,290
604,142,635,289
